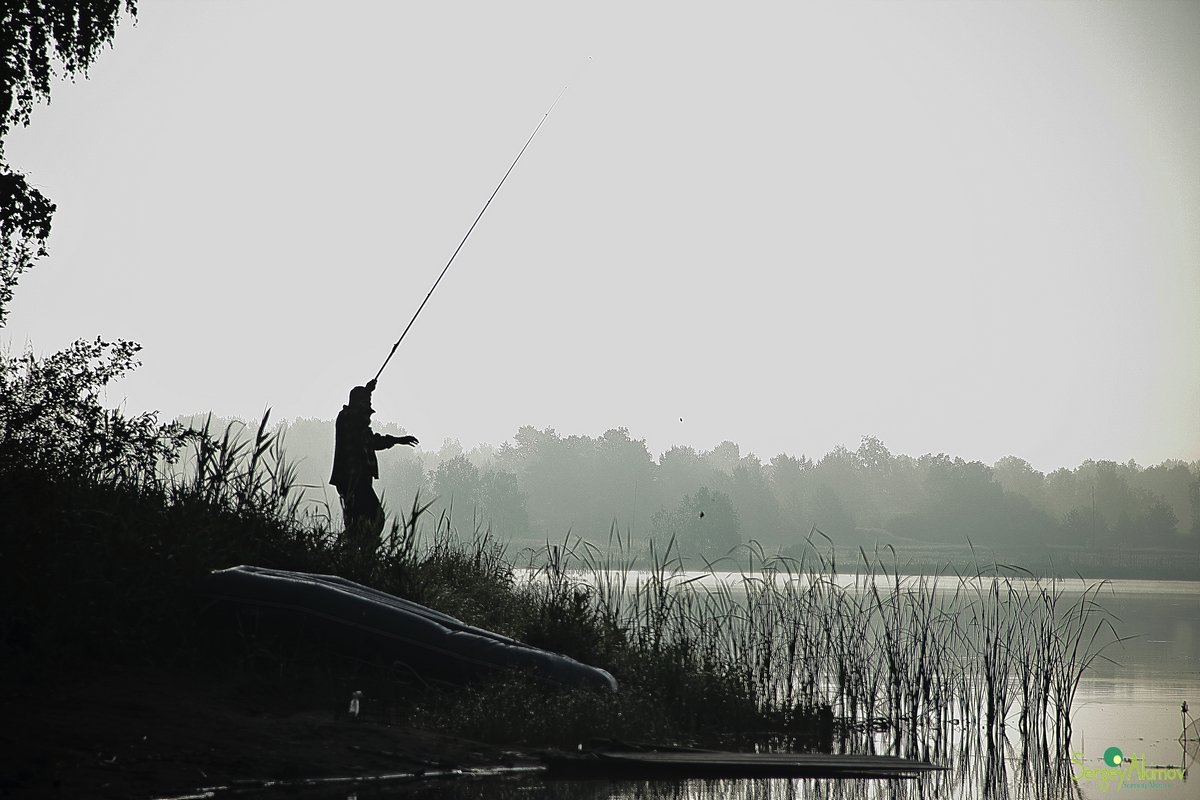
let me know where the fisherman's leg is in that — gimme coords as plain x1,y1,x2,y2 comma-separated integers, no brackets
338,491,352,531
360,485,385,553
341,486,367,549
344,481,382,556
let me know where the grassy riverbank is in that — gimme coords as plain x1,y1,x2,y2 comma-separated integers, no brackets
0,413,831,797
0,399,1122,797
1,667,541,799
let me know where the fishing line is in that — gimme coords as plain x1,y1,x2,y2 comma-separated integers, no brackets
374,59,591,382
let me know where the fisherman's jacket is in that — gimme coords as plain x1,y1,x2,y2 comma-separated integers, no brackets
330,405,392,491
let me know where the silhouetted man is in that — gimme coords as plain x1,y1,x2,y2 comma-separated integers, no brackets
330,378,418,555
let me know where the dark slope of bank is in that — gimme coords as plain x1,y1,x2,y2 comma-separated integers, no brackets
0,668,539,799
0,458,832,798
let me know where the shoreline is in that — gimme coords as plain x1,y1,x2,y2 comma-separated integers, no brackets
0,669,542,799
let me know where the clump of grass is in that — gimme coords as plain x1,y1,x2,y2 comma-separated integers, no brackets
0,408,341,676
406,671,630,748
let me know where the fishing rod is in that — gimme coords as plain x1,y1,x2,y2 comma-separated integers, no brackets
373,71,584,382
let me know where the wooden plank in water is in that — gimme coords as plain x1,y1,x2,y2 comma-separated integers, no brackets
548,750,947,780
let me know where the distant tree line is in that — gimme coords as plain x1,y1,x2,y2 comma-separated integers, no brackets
190,417,1200,560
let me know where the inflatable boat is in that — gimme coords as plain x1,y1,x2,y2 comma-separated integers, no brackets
203,565,617,692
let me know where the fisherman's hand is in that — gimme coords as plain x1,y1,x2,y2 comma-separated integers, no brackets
384,435,417,448
366,379,377,392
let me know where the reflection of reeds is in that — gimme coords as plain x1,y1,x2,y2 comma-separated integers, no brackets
526,531,1125,760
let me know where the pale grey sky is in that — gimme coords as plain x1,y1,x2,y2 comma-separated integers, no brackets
5,1,1198,472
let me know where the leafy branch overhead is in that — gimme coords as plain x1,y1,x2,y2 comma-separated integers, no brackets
0,169,55,327
0,0,139,144
0,0,138,326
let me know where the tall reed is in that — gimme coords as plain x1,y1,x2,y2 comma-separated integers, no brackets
522,533,1125,759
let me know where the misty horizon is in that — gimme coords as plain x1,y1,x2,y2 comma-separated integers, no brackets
172,411,1199,577
172,408,1198,477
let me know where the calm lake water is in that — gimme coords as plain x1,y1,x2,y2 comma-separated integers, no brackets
266,577,1200,800
1065,579,1199,800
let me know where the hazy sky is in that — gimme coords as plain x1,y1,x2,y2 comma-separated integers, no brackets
5,1,1198,472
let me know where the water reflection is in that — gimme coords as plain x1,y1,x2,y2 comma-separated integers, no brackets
275,754,1086,800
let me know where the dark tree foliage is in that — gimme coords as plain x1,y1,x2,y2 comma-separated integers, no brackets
0,3,160,498
0,0,137,326
0,337,184,483
0,169,54,327
0,0,137,143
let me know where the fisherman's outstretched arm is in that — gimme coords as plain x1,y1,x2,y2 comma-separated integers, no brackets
370,432,419,450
